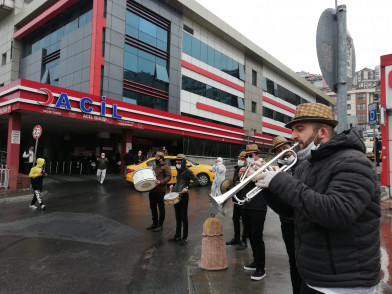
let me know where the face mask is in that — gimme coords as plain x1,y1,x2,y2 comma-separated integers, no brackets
297,133,321,161
101,156,104,158
246,157,254,164
237,160,244,167
176,164,181,169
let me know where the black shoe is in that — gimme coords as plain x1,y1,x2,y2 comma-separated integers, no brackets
146,223,158,230
251,269,266,281
153,225,162,232
226,238,241,245
180,238,187,246
168,235,181,242
244,261,256,271
236,241,248,250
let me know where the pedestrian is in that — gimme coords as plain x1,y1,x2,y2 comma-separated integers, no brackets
375,137,381,166
255,103,381,293
124,149,134,166
146,149,153,158
86,152,96,175
226,151,248,250
115,151,121,174
96,153,108,185
22,145,34,174
162,146,168,156
168,154,199,246
264,136,302,294
210,157,226,197
146,151,171,232
134,150,145,164
239,144,268,281
29,158,47,210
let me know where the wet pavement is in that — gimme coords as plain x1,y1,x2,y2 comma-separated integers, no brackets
0,174,391,293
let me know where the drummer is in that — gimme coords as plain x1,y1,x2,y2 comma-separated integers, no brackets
168,154,199,246
146,151,172,232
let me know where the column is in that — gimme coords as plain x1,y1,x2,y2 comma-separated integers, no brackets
6,112,22,191
121,129,133,174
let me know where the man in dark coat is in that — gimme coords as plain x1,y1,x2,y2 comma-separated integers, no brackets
168,154,199,246
146,151,171,232
255,103,381,293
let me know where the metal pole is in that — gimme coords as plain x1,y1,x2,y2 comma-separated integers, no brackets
34,138,38,165
373,128,376,167
336,5,348,134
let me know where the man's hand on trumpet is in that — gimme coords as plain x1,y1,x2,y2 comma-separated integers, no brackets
253,171,280,188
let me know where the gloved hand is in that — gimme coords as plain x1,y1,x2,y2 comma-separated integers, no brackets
253,171,280,188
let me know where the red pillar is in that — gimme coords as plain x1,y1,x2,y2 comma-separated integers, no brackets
121,129,133,174
6,112,22,191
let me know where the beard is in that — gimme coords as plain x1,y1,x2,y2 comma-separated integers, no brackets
295,131,320,151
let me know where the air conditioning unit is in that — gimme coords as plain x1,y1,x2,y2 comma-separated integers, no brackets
0,0,14,11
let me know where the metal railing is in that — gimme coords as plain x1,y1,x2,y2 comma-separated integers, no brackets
46,161,85,175
0,165,10,189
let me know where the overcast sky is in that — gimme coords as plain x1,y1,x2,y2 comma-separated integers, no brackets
195,0,391,75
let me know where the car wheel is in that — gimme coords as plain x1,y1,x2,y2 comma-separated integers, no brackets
197,173,210,186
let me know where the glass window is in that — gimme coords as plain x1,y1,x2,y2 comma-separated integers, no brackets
126,25,139,37
206,47,214,67
252,70,257,86
214,50,222,70
139,31,156,47
156,40,167,51
157,27,167,42
239,64,245,81
237,97,245,110
191,37,201,60
200,43,208,64
251,101,257,113
138,57,155,75
127,11,139,29
183,32,192,56
155,64,169,83
139,18,157,37
124,52,138,72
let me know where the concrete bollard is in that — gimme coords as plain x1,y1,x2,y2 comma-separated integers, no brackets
200,215,228,270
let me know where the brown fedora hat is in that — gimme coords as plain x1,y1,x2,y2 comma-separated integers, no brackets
245,144,258,154
285,103,338,129
176,153,186,160
238,151,247,159
271,136,291,152
156,151,165,157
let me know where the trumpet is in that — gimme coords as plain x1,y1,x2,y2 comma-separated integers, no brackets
208,143,298,215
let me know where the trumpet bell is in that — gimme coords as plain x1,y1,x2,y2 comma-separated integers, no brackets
208,194,228,216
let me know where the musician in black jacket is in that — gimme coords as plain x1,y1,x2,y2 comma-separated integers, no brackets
168,154,199,246
226,151,248,250
268,136,301,294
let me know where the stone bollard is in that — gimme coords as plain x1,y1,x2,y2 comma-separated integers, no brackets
200,215,228,270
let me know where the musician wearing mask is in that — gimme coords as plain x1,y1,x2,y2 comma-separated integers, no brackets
226,151,248,250
255,103,380,293
267,136,302,294
146,151,172,232
168,154,199,246
240,144,268,281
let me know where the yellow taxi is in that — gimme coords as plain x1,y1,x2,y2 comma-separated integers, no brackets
126,156,215,186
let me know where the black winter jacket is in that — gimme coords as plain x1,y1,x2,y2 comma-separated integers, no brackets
172,160,199,192
266,128,381,288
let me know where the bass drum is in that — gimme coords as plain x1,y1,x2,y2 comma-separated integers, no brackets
133,167,156,192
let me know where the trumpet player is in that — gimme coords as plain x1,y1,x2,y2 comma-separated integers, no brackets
240,144,268,281
226,151,248,250
268,136,302,294
254,103,380,293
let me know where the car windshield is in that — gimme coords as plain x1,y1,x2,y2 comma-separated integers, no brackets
186,159,198,165
365,142,373,148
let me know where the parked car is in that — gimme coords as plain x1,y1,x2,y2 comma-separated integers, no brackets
126,156,214,187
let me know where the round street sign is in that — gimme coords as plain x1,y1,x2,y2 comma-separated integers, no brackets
32,125,42,139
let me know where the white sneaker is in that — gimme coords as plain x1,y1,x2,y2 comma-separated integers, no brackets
29,205,37,210
41,204,46,210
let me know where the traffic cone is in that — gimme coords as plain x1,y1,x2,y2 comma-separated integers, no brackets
200,216,228,270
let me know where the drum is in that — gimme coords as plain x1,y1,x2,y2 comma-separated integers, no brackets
164,192,181,205
133,167,156,192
